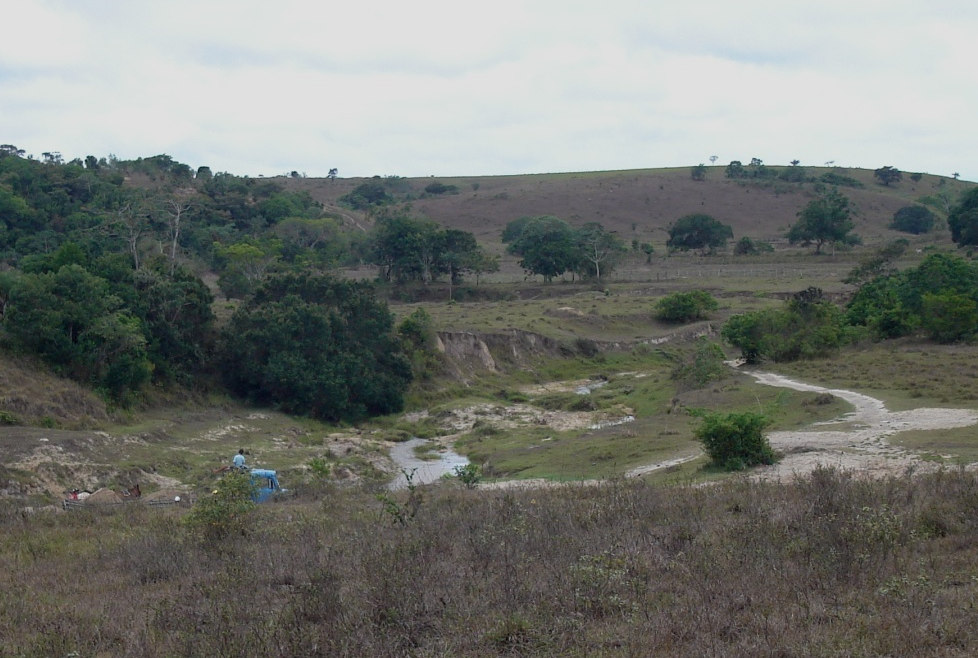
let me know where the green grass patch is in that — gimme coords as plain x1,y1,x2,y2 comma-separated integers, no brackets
768,341,978,411
892,426,978,464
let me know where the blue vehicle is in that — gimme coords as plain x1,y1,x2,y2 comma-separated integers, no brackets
249,468,286,503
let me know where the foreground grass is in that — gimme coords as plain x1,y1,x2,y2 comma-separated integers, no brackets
5,467,978,656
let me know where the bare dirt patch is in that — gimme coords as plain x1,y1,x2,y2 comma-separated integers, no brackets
741,370,978,480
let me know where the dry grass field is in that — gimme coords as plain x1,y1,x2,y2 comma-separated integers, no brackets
5,468,978,656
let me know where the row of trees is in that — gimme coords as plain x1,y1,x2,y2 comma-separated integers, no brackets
668,184,978,255
663,189,858,256
502,216,626,282
721,252,978,367
0,246,417,420
370,214,496,288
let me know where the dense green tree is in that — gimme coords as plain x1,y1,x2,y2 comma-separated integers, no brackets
846,253,978,341
874,166,902,187
725,161,745,178
370,215,439,283
787,190,858,254
948,187,978,247
920,291,978,343
666,214,733,253
890,205,936,234
273,216,348,267
3,264,152,400
438,228,480,286
502,215,581,282
132,265,215,383
690,164,707,181
339,181,392,210
219,273,411,421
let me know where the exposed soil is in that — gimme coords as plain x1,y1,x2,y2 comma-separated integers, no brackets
740,370,978,480
473,369,978,489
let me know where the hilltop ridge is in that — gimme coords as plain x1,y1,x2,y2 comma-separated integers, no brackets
279,165,973,252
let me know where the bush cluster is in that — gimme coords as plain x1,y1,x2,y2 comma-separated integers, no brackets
695,410,775,470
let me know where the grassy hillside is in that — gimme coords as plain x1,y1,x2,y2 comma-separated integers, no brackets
282,166,972,255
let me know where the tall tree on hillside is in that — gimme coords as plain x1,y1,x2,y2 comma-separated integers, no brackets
874,166,902,187
438,229,480,286
158,193,193,276
787,189,858,254
370,215,437,283
666,214,733,254
502,215,581,282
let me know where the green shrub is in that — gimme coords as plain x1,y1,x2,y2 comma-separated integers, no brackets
734,236,774,255
655,290,718,323
453,463,481,489
819,171,864,188
695,411,775,471
722,289,846,363
424,181,459,195
184,471,257,542
672,338,728,390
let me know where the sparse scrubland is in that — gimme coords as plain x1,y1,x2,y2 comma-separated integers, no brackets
3,152,978,654
6,468,978,656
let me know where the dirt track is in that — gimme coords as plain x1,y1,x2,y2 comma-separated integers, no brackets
483,370,978,489
741,370,978,480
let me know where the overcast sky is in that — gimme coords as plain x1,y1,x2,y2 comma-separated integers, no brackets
2,1,976,181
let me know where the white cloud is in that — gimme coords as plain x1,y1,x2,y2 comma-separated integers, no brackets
0,0,975,180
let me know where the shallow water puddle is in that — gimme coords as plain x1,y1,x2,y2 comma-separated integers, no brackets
387,438,469,490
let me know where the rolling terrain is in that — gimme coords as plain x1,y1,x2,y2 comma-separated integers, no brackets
6,164,978,655
1,164,976,504
281,165,971,254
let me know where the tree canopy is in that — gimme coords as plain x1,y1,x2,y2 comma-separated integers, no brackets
874,166,902,187
666,214,733,253
787,190,858,254
219,273,412,421
502,216,624,281
847,253,978,343
948,187,978,247
890,205,936,235
502,216,581,282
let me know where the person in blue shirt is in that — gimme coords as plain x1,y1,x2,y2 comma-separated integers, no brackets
232,449,246,470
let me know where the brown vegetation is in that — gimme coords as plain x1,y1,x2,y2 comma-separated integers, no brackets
4,467,978,655
283,167,972,254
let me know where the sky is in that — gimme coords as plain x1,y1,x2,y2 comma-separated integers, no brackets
2,0,976,181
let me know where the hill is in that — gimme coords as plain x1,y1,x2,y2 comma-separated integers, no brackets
280,165,973,254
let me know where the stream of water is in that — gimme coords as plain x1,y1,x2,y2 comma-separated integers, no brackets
387,438,469,490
